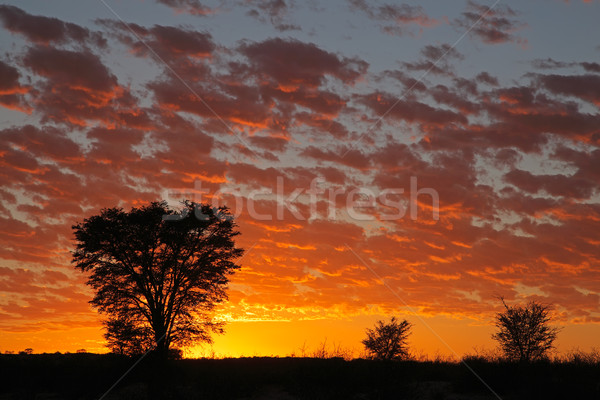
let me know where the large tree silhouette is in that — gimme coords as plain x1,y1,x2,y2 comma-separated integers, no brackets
492,297,560,362
72,201,243,358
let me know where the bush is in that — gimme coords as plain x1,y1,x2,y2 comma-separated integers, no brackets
362,317,412,360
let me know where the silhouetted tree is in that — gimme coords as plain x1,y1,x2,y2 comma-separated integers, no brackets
362,317,412,360
72,201,243,359
104,316,155,356
492,297,560,362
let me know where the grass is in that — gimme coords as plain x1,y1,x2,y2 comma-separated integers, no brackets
0,351,599,399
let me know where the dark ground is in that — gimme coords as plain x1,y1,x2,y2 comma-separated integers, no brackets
1,353,599,399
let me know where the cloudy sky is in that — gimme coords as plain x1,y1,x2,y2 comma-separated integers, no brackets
1,0,599,357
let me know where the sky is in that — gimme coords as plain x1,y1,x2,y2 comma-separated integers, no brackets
0,0,599,358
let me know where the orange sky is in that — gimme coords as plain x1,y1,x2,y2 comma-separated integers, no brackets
1,1,600,358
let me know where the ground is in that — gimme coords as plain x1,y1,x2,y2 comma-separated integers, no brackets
0,354,598,399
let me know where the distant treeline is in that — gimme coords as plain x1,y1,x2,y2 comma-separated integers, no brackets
1,352,599,399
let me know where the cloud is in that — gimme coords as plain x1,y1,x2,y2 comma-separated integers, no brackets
1,125,82,165
21,46,141,126
552,146,600,183
402,44,464,76
532,58,600,74
581,62,600,73
23,46,116,92
1,2,600,343
300,146,370,170
148,76,271,129
293,112,349,139
243,0,301,32
240,38,368,88
262,85,347,116
0,5,105,47
348,0,441,36
0,60,30,112
100,21,215,60
475,71,499,86
155,0,216,15
453,0,527,45
504,169,597,199
356,90,469,127
248,135,289,152
537,73,600,106
532,58,572,70
381,70,428,92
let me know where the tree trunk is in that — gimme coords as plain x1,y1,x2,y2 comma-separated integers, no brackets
152,308,169,360
153,329,169,360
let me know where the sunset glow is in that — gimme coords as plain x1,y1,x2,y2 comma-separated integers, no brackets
1,0,599,359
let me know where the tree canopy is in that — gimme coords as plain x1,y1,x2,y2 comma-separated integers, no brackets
362,317,412,360
72,201,243,357
492,298,560,362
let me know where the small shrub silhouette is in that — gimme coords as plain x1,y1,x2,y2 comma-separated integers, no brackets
362,317,412,360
